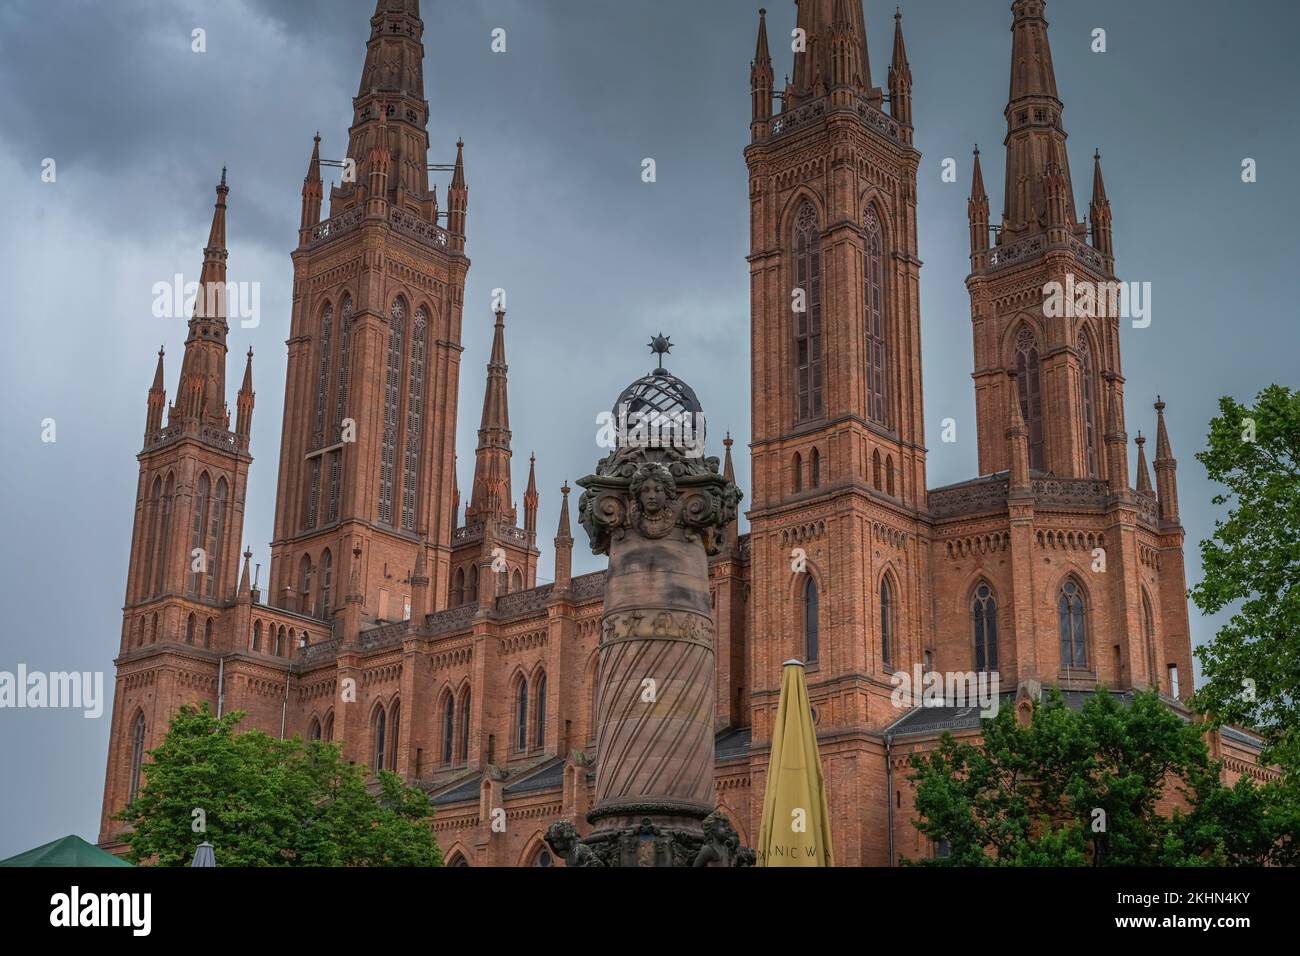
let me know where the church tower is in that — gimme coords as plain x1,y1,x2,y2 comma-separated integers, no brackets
744,0,928,844
100,173,255,840
269,0,468,628
448,305,540,606
967,0,1122,481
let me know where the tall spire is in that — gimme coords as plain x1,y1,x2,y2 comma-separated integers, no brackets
887,7,912,130
336,0,432,216
554,481,573,589
235,347,255,446
721,432,739,549
1001,0,1075,238
1089,148,1113,260
466,306,514,525
1153,397,1180,523
791,0,873,105
968,145,990,256
176,172,231,427
145,346,166,437
523,452,539,537
1005,369,1030,491
300,134,322,232
447,138,467,251
1134,432,1153,495
750,7,774,132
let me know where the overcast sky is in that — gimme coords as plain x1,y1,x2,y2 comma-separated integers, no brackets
0,0,1296,858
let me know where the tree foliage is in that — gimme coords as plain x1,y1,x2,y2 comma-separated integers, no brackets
115,704,443,867
905,689,1296,866
1190,385,1300,776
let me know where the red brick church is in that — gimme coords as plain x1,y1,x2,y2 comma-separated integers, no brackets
99,0,1271,865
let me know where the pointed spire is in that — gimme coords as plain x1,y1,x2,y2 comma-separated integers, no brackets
1008,0,1060,102
300,134,322,231
1089,148,1113,259
750,7,774,130
968,145,990,256
556,481,572,539
888,6,912,128
467,306,514,525
523,452,539,536
339,0,431,215
1153,397,1179,522
554,481,573,589
1134,432,1153,494
239,545,252,595
1154,396,1173,460
1005,368,1030,490
145,346,167,437
447,139,467,249
236,347,255,444
722,431,736,482
791,0,872,104
176,173,231,426
1001,0,1075,236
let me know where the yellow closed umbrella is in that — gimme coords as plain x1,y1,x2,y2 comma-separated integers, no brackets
756,660,833,866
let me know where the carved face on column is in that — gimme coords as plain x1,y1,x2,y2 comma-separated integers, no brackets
630,462,678,538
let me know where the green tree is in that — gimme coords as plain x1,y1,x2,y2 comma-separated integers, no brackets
1190,385,1300,776
115,704,442,867
905,689,1291,866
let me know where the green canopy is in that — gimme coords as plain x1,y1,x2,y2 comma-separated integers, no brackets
0,834,132,867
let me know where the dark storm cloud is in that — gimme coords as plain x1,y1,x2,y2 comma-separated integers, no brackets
1,0,1297,858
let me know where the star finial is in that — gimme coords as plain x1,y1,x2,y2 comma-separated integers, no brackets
648,332,673,370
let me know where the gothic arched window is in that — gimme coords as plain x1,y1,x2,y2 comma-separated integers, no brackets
144,476,162,598
205,478,226,598
885,455,895,497
515,678,529,752
150,611,158,645
1142,590,1158,690
792,452,803,493
442,693,455,765
872,449,882,490
972,582,998,672
804,577,820,664
275,625,286,657
323,711,334,741
203,617,213,649
154,473,174,596
810,447,821,488
512,569,523,593
459,689,472,763
1015,327,1045,471
373,706,387,772
299,554,314,617
328,295,354,522
793,202,824,422
452,567,465,606
308,717,322,742
401,308,428,530
128,712,146,803
880,576,894,666
388,701,400,771
252,620,262,652
1058,577,1088,668
185,612,196,645
378,298,406,525
467,565,478,604
534,672,547,749
313,302,333,444
320,549,333,618
863,207,888,427
188,472,211,596
1079,333,1099,477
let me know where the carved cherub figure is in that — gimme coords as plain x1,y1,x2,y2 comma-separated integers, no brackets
544,819,604,867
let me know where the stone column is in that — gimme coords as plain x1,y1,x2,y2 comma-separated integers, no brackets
569,440,741,865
